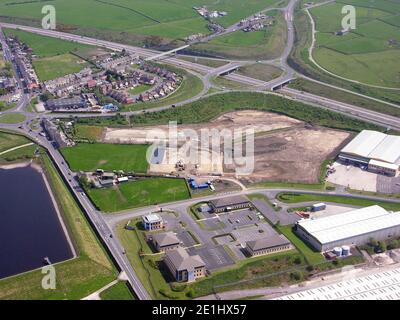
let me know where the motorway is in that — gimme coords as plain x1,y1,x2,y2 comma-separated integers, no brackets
1,0,400,300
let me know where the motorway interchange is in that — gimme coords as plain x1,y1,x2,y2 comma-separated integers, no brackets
1,0,400,300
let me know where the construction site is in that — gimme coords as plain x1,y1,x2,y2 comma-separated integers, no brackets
102,111,351,183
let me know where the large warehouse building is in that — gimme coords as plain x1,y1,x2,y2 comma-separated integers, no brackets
339,130,400,176
295,205,400,252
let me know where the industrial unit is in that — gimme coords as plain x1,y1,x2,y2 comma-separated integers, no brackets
295,205,400,252
339,130,400,176
209,195,252,213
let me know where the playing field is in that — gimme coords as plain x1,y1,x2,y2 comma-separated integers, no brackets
61,143,149,173
310,0,400,87
0,0,285,44
86,177,190,212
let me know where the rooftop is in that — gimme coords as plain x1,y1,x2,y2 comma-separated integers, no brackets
247,234,291,251
143,214,162,223
152,232,180,247
165,247,205,272
209,195,250,208
297,205,400,245
341,130,400,165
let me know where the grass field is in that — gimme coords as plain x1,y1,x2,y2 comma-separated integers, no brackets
61,143,149,173
4,29,93,81
236,63,283,82
309,1,400,87
192,10,287,60
128,84,152,95
86,177,190,212
33,53,89,81
0,0,285,47
0,131,30,153
99,282,135,300
130,91,383,132
288,2,400,109
0,153,116,299
277,192,400,212
0,113,26,124
73,124,105,142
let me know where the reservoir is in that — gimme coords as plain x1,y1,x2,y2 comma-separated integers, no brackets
0,164,74,279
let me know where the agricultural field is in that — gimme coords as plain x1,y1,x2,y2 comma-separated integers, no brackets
310,1,400,87
192,11,287,60
0,0,286,47
4,29,93,81
85,177,190,212
61,143,149,173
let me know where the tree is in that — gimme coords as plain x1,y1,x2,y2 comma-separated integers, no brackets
376,241,387,253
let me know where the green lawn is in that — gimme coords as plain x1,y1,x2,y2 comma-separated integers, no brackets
0,131,30,153
100,282,135,300
276,225,325,265
86,177,190,212
61,143,149,173
0,153,116,299
128,84,152,95
236,63,283,82
33,53,89,81
277,193,400,212
0,113,26,124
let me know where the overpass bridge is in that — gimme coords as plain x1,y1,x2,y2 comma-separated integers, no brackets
144,45,190,61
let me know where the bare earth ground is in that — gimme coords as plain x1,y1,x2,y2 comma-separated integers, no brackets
236,127,351,184
103,111,350,182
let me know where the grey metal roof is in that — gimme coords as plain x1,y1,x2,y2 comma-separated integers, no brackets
209,195,250,209
165,248,205,271
297,205,400,245
247,234,291,251
152,232,180,247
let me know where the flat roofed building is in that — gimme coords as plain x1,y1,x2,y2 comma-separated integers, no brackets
339,130,400,176
246,234,292,257
152,232,181,252
209,195,252,213
295,205,400,251
164,248,206,282
142,214,163,231
46,97,86,110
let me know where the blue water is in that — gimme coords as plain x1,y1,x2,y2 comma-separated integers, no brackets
0,165,74,279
